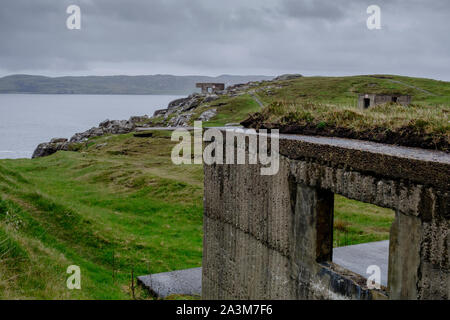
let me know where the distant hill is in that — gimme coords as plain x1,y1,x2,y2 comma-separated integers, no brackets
0,74,273,95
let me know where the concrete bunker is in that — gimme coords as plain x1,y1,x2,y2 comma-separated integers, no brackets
358,94,411,109
196,83,225,94
202,129,449,300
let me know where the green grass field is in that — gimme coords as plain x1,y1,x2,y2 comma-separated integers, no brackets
195,94,262,127
0,133,204,299
334,195,394,247
0,131,394,299
254,75,450,106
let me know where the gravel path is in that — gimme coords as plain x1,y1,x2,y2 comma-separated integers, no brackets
249,92,265,108
387,79,436,96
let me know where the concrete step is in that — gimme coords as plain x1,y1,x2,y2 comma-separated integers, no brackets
137,267,202,298
333,240,389,286
138,241,389,298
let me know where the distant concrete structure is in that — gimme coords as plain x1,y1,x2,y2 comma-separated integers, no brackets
358,94,411,109
196,83,225,94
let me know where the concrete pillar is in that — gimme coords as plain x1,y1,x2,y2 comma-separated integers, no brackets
291,184,334,264
388,211,421,299
291,184,334,268
290,184,334,300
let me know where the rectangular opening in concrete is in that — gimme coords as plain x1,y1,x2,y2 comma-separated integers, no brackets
331,195,395,287
392,96,398,103
364,98,370,108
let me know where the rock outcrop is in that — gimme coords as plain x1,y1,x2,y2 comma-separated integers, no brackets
32,75,286,158
168,113,193,127
32,116,149,158
164,93,209,127
168,94,203,112
70,119,136,143
32,138,69,158
153,109,167,117
198,109,217,121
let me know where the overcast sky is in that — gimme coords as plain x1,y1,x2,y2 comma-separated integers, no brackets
0,0,449,80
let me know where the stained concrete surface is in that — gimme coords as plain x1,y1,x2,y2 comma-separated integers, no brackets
137,267,202,298
138,241,388,297
333,240,389,286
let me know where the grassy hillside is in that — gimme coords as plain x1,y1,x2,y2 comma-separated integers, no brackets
0,131,394,299
253,75,450,106
0,132,204,299
189,75,449,150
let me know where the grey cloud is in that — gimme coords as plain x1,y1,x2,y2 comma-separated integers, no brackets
0,0,449,80
276,0,354,21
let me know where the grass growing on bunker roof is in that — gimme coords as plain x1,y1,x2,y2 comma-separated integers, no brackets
243,101,450,151
260,101,449,134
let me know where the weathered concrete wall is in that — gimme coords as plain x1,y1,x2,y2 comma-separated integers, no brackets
202,130,450,300
196,83,225,94
358,94,411,109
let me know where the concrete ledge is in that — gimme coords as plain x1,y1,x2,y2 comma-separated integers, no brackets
279,133,450,190
217,128,450,190
137,267,202,298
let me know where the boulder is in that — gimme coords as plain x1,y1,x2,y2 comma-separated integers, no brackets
70,127,104,143
129,115,149,123
168,113,193,127
203,94,219,103
167,94,204,113
50,138,68,144
70,119,136,143
168,97,190,109
198,109,217,122
32,139,69,158
153,109,167,117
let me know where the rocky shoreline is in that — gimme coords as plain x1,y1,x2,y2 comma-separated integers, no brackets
31,72,446,158
32,117,150,158
32,78,272,158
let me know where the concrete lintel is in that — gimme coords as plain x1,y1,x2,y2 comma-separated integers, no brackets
216,128,450,190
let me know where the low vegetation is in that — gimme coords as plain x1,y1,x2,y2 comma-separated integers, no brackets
194,94,262,127
334,195,394,247
243,100,449,151
188,75,449,151
0,133,203,299
0,132,394,299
